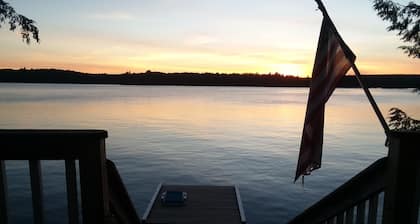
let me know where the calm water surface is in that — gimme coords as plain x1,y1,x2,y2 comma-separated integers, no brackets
1,83,419,223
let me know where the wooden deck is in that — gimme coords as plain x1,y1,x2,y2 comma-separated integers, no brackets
142,184,246,224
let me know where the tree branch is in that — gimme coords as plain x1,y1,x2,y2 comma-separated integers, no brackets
373,0,420,58
0,0,39,44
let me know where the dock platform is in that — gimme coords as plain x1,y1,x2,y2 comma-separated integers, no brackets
142,184,246,224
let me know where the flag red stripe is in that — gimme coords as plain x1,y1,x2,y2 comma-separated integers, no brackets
305,47,347,118
312,38,340,83
310,45,345,98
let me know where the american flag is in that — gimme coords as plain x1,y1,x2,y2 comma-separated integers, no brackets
295,17,356,182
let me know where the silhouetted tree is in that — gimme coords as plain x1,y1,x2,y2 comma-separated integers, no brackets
0,0,39,43
388,107,420,131
373,0,419,58
373,1,419,130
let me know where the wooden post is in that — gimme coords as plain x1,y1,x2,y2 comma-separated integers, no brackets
383,131,420,224
79,138,110,224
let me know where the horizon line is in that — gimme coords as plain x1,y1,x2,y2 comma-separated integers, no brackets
2,67,420,77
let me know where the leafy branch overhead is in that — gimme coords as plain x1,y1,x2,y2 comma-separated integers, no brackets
373,0,420,58
0,0,39,44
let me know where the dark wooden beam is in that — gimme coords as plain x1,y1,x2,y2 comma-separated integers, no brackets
0,130,107,160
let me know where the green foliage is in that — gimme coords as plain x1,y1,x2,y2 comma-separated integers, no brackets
0,0,39,43
373,0,420,58
388,107,420,131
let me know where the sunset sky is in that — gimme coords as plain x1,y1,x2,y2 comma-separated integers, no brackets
1,0,419,77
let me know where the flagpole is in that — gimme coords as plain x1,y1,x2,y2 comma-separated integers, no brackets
314,0,390,137
352,65,391,135
314,0,331,20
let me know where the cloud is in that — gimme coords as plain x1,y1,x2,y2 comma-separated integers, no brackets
88,11,136,21
185,34,218,46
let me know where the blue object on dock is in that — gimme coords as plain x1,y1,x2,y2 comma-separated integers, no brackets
161,191,187,206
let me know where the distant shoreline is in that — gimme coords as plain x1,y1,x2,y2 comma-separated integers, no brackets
1,68,420,88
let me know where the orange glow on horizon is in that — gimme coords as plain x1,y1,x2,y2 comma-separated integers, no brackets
2,60,418,77
1,56,419,77
0,29,418,77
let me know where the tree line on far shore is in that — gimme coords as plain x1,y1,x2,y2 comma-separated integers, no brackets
1,68,420,88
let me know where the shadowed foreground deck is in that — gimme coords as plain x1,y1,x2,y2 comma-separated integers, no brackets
142,185,246,224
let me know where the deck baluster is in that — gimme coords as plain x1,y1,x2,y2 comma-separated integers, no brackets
29,160,44,224
336,212,344,224
346,207,354,224
65,160,79,224
367,194,378,224
0,161,8,224
326,217,334,224
356,201,366,224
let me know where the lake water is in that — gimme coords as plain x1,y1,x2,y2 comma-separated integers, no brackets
0,83,419,223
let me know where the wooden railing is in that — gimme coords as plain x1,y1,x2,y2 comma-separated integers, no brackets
1,130,418,224
289,131,420,224
289,158,387,224
0,129,141,224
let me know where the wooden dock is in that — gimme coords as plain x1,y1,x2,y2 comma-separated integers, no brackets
142,184,246,224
